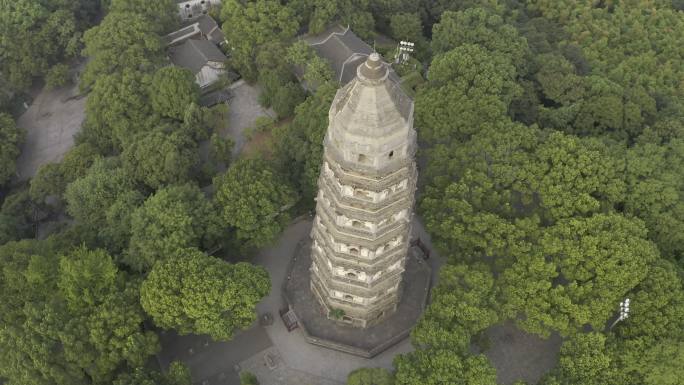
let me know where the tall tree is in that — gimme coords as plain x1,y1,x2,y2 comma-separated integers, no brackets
0,190,36,244
305,0,375,39
541,332,615,385
0,113,25,185
389,13,428,59
221,0,299,81
114,361,192,385
394,349,497,385
0,241,159,385
81,11,163,89
140,248,270,340
611,338,684,385
623,132,684,263
412,264,499,351
419,121,539,260
0,1,80,90
616,259,684,342
522,132,625,222
347,367,395,385
271,83,336,208
431,7,529,70
214,158,296,248
64,158,137,229
126,184,223,271
122,129,199,190
149,66,200,121
30,143,101,203
83,69,155,152
108,0,178,33
56,247,160,383
502,213,660,336
415,44,520,145
528,2,684,139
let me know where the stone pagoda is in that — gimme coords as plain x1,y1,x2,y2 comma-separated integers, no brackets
309,53,417,328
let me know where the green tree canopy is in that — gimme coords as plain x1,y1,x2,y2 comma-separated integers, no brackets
0,241,159,385
542,332,615,385
181,102,225,142
523,132,625,221
0,112,25,185
623,132,684,263
305,0,375,39
272,83,336,208
431,7,529,70
126,183,223,271
56,247,159,382
239,371,259,385
394,349,497,385
347,367,394,385
83,69,155,152
149,66,200,121
415,44,520,145
140,248,270,340
114,361,192,385
65,158,136,229
0,0,80,90
527,2,684,139
0,190,35,244
612,338,684,385
389,13,428,59
108,0,178,33
412,264,499,351
221,0,299,81
122,129,199,190
419,121,539,260
502,213,659,336
617,259,684,342
81,11,163,89
257,65,306,119
214,158,296,248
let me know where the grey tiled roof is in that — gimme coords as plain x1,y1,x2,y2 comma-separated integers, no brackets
169,39,227,73
163,24,199,46
163,15,226,46
197,15,226,44
302,25,400,85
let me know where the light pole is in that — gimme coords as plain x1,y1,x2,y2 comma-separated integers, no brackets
395,41,414,64
609,298,630,330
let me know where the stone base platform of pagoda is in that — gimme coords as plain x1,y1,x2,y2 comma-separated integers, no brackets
283,239,431,358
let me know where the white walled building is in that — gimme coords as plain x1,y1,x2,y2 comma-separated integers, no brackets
177,0,221,21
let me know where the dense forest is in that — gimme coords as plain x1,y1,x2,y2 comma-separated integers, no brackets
1,0,683,385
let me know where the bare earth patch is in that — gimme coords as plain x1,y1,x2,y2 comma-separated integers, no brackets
15,81,86,181
484,320,562,385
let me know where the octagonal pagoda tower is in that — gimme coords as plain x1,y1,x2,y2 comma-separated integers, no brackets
309,53,417,328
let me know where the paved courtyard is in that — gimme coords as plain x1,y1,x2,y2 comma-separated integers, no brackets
222,80,275,158
158,326,272,385
485,321,562,385
15,79,86,181
158,217,560,385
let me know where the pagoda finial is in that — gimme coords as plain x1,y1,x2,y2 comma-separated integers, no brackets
358,52,387,81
